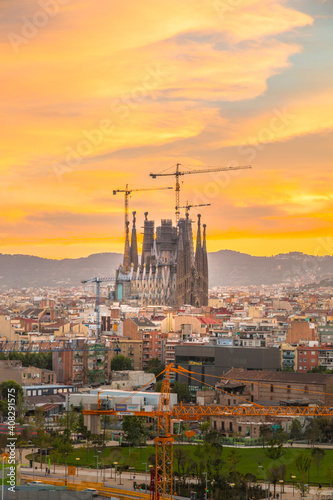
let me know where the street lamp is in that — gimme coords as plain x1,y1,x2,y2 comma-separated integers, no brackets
94,451,101,483
203,472,208,499
31,448,35,480
129,467,135,480
291,475,296,496
279,480,284,499
303,484,308,498
259,466,268,500
113,462,118,482
142,463,147,493
76,458,80,477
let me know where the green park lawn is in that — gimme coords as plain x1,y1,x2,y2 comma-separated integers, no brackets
28,445,333,486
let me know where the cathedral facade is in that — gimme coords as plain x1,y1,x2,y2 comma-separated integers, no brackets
115,211,208,307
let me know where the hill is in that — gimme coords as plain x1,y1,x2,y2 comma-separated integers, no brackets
0,251,333,288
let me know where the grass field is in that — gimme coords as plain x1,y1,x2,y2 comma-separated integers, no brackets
29,445,333,485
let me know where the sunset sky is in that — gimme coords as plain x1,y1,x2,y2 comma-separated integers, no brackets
1,0,332,259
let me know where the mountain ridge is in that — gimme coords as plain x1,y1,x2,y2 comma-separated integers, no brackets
0,250,333,288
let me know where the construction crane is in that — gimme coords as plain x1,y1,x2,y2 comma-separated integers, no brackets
81,277,129,338
176,201,211,218
113,185,173,233
150,163,251,223
83,364,333,500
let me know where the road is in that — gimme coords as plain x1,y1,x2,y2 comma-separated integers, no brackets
22,467,190,500
21,466,333,500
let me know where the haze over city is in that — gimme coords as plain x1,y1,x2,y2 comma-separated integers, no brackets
1,0,332,260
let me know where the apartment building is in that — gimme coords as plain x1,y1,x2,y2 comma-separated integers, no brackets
287,320,317,343
142,331,162,368
281,343,298,371
296,345,319,372
123,317,158,340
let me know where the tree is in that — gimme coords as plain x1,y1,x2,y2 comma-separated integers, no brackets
145,357,165,380
316,417,333,443
122,416,147,446
311,448,325,480
155,381,162,392
172,381,191,403
51,435,74,457
76,411,90,440
264,440,285,465
32,407,49,449
199,420,210,441
227,449,241,474
304,418,323,445
267,464,285,498
174,446,187,481
0,380,23,401
58,406,78,440
294,452,312,496
289,419,302,440
260,424,273,447
0,352,52,370
111,355,133,371
204,430,221,446
0,380,24,418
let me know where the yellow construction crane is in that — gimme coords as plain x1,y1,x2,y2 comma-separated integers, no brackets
176,201,211,218
83,364,333,500
150,163,251,223
113,184,172,232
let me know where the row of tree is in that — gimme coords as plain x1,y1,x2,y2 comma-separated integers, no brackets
0,352,52,370
289,417,333,444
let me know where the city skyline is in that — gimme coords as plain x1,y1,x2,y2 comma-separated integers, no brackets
1,0,332,259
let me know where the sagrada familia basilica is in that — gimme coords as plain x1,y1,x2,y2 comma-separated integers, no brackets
115,211,208,307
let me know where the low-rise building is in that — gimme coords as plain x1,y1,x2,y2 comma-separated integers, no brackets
0,360,56,385
217,368,333,405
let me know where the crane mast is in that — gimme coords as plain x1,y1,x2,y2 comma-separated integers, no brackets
81,277,124,338
155,365,173,499
150,164,251,223
113,185,172,234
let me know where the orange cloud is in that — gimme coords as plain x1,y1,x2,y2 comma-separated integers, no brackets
1,0,331,259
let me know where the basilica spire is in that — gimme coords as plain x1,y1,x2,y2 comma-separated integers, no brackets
195,213,202,274
123,220,130,271
202,223,208,305
130,211,138,270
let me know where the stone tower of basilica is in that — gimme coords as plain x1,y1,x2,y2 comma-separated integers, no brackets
115,211,208,307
